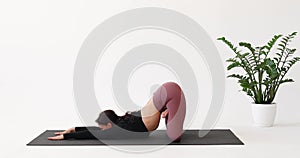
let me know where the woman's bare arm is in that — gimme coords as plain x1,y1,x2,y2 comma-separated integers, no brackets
48,127,76,140
54,127,75,135
48,134,64,140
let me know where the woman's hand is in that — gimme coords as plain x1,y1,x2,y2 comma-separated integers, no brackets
54,127,75,135
161,109,169,118
48,134,64,140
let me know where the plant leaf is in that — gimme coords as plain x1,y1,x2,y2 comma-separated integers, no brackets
279,78,294,84
227,62,241,70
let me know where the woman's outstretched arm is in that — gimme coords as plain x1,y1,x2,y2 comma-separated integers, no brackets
48,129,97,140
53,126,101,135
48,126,149,140
54,127,75,135
48,126,101,140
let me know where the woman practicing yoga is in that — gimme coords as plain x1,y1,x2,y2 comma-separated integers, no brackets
48,81,186,142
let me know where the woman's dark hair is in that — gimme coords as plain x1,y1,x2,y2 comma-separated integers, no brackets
95,110,120,125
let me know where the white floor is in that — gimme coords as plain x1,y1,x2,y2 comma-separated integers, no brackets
1,77,300,158
1,73,300,158
1,122,299,158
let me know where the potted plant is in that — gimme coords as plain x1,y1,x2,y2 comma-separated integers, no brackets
218,32,300,127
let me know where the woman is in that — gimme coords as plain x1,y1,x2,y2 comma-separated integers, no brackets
48,81,186,142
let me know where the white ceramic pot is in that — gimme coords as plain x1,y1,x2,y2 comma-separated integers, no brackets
251,103,277,127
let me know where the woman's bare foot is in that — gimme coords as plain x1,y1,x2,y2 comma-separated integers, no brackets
161,109,169,118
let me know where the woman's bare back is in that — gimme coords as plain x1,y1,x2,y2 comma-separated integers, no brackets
141,97,161,131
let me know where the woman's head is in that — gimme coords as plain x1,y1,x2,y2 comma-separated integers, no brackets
95,110,119,130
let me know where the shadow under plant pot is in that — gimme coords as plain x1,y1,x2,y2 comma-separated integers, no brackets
251,103,277,127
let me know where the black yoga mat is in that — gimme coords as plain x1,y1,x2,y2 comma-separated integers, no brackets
27,129,244,146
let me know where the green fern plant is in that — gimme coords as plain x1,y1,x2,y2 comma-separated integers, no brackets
218,32,300,104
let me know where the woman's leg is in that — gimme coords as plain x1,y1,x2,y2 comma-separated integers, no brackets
153,82,186,142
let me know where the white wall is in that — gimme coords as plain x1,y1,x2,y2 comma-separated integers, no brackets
1,0,300,157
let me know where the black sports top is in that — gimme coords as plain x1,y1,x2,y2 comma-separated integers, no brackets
63,110,149,139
